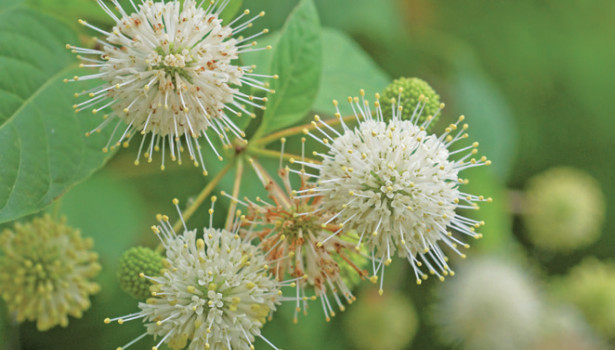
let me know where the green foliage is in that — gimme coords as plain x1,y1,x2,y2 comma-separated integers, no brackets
0,3,113,223
450,64,516,180
242,27,389,118
313,28,390,116
220,0,243,23
252,0,322,138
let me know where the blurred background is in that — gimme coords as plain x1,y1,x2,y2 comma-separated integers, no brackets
4,0,614,349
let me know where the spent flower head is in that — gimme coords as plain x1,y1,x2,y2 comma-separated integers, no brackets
301,89,490,292
235,158,367,323
523,167,605,252
106,201,284,350
0,215,101,331
66,0,275,174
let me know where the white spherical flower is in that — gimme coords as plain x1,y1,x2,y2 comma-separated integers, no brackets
301,90,490,291
107,212,282,350
433,257,541,350
67,0,275,173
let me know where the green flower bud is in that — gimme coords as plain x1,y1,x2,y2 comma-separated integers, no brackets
551,258,615,339
0,215,101,331
343,289,418,350
117,247,164,299
523,167,605,252
380,77,442,128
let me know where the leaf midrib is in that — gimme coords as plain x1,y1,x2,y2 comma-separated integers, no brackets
0,64,77,132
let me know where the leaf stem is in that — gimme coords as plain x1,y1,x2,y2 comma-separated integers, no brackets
225,157,244,231
172,161,234,232
246,147,320,165
252,115,357,146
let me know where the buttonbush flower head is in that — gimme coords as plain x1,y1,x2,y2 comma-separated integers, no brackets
0,215,101,331
523,167,605,252
66,0,275,174
117,246,164,299
107,201,283,350
380,77,442,128
236,157,367,323
343,289,418,350
551,258,615,338
433,257,541,350
301,89,490,292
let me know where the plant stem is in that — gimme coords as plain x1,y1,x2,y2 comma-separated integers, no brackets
172,161,234,232
225,157,244,231
246,146,320,165
252,115,357,146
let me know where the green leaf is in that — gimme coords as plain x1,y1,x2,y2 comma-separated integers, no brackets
450,64,517,180
220,0,243,23
464,167,514,253
313,28,390,116
0,5,114,223
25,0,105,26
252,0,321,139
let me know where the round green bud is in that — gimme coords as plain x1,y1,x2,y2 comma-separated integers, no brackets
117,247,164,299
0,215,101,331
343,289,418,350
523,167,605,252
551,258,615,339
380,77,442,128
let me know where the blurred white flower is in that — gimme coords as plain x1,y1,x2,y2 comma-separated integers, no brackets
529,304,608,350
433,257,541,350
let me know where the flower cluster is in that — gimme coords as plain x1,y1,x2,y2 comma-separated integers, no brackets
67,0,274,173
107,205,284,350
298,89,490,292
237,157,367,322
0,215,101,331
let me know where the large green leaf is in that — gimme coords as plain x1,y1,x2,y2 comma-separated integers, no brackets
252,0,321,139
241,27,389,118
450,64,517,180
313,28,390,116
220,0,243,23
0,3,114,223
